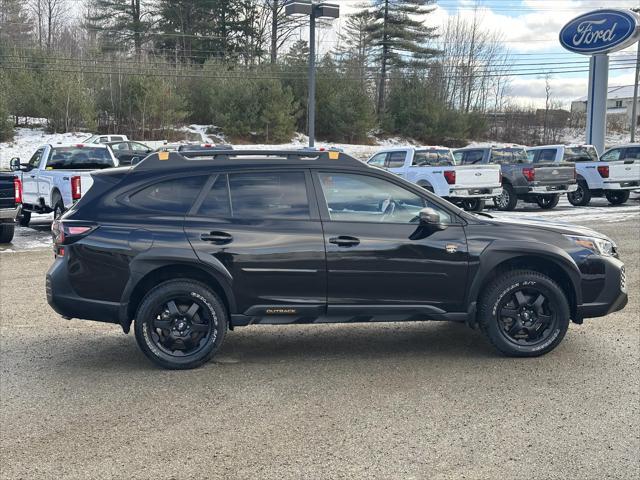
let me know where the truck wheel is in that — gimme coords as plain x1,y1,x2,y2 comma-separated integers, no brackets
493,184,517,211
567,181,591,206
462,199,485,212
0,223,15,243
478,270,570,357
18,211,30,227
605,190,630,205
535,194,560,209
134,280,228,370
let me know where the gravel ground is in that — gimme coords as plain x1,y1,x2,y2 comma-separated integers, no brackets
0,218,638,480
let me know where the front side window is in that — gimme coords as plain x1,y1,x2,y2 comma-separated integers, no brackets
110,142,129,151
318,172,451,224
229,172,310,220
600,149,621,162
46,147,116,170
129,176,207,214
130,142,149,152
28,148,45,169
368,153,387,167
413,149,454,166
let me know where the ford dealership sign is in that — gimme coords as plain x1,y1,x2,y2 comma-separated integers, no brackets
560,9,640,55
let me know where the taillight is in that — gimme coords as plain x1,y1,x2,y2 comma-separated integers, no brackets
52,220,96,251
523,167,535,182
13,177,22,204
597,165,609,178
71,176,82,200
444,170,456,185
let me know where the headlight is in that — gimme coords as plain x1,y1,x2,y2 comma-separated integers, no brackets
565,235,615,256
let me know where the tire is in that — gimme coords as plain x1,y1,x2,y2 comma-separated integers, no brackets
462,199,485,212
52,194,65,220
567,181,591,206
493,184,517,211
605,190,630,205
478,270,570,357
420,184,434,193
535,194,560,210
134,280,227,369
18,211,30,227
0,223,15,243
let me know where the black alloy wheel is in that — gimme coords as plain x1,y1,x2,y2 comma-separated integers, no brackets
496,288,557,347
535,194,560,210
567,181,591,206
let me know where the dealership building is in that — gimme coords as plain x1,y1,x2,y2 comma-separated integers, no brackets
571,85,640,126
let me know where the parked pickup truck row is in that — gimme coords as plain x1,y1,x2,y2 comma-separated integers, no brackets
9,143,119,226
367,147,502,211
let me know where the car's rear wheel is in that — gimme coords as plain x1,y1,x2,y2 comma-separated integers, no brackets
0,223,15,243
462,199,485,212
18,211,30,227
567,181,591,206
535,194,560,209
605,190,630,205
478,270,570,357
493,184,517,211
134,280,227,369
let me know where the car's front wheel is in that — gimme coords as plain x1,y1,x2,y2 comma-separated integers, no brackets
605,190,630,205
478,270,570,357
134,280,227,369
493,184,517,211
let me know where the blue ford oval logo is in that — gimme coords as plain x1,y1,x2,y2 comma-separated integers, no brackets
560,9,640,55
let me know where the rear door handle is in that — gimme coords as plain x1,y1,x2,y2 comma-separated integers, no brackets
200,231,233,244
329,236,360,247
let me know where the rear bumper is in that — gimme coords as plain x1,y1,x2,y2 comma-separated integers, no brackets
46,257,120,324
603,180,640,190
0,205,20,221
448,186,502,199
576,259,628,320
529,184,577,194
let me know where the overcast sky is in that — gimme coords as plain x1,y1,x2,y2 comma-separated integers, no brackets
314,0,640,108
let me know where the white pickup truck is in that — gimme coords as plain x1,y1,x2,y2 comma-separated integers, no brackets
9,143,119,226
526,144,640,206
367,147,502,211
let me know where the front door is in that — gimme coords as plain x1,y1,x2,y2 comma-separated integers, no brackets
23,147,45,205
313,171,469,318
184,170,326,320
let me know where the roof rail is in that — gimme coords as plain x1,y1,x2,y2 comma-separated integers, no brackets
135,149,363,170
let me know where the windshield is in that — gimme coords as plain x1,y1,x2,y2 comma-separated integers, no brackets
564,146,598,162
46,147,116,170
413,149,454,166
490,148,530,164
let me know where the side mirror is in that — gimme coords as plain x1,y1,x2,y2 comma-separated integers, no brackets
9,158,21,171
419,207,447,231
130,156,142,166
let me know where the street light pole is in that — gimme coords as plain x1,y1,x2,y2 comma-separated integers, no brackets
285,1,339,148
630,42,639,143
308,8,316,148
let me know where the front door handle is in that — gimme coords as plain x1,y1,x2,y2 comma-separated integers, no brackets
329,236,360,247
200,231,233,244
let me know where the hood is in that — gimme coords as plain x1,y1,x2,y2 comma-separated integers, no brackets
479,214,613,241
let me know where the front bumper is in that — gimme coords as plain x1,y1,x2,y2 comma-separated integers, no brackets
0,205,20,221
576,257,628,320
448,186,502,199
529,184,577,194
603,180,640,190
46,256,120,324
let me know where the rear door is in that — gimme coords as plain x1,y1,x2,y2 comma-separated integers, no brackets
385,151,408,177
184,170,326,318
313,170,468,316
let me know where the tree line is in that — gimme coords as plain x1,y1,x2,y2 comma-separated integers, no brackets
1,0,526,144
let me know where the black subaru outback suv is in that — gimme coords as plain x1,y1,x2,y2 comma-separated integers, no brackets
47,149,628,369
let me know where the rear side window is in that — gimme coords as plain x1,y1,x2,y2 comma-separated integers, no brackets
460,150,484,165
413,150,454,166
129,176,207,214
47,147,116,170
622,147,640,160
564,147,598,162
491,148,529,164
387,152,406,168
198,175,231,218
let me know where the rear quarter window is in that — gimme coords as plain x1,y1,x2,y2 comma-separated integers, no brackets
129,176,207,214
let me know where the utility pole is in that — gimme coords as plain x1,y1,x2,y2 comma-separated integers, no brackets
285,1,339,148
631,41,639,142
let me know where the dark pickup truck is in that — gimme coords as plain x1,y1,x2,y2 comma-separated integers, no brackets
0,172,22,243
454,146,576,210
